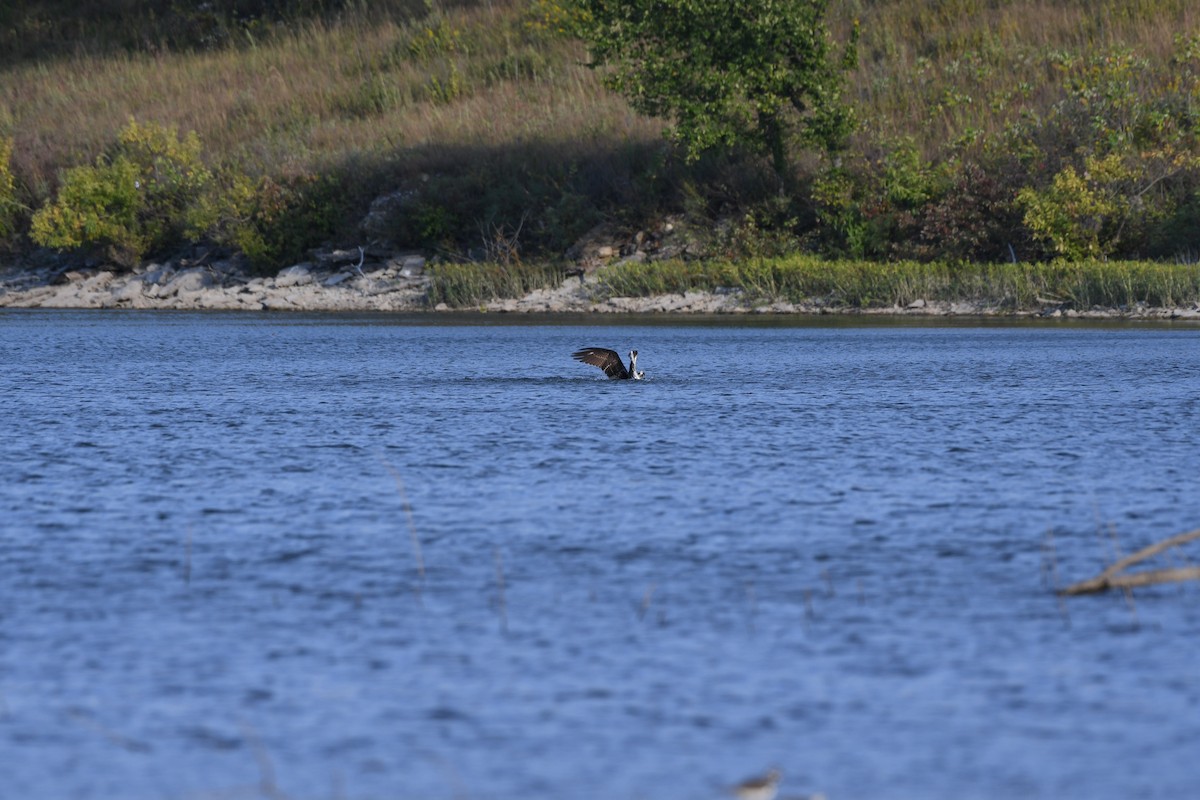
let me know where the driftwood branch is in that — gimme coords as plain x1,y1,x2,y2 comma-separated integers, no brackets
1058,527,1200,596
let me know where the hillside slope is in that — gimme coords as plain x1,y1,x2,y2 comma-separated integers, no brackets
1,0,1198,271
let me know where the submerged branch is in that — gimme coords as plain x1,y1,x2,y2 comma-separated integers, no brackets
1058,528,1200,596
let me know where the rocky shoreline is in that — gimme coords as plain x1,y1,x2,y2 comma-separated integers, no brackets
4,252,1200,319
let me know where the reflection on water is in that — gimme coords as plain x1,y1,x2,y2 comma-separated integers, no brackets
2,310,1199,799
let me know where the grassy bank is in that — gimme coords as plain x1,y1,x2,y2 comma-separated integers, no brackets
427,260,567,307
1,0,1199,272
427,256,1200,311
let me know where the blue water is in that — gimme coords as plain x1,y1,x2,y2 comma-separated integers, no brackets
2,310,1199,800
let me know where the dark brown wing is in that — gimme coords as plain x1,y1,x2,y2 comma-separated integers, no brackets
572,347,629,379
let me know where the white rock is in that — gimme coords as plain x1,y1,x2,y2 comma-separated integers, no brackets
261,295,296,310
275,264,314,288
84,271,115,289
323,272,354,287
141,265,175,285
110,280,145,303
313,248,363,268
160,268,213,296
400,255,426,277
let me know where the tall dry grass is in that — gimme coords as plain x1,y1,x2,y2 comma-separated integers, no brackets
590,256,1200,310
9,0,1193,197
838,0,1198,157
2,0,1199,267
1,1,661,198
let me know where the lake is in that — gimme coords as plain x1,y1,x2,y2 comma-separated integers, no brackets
2,310,1199,800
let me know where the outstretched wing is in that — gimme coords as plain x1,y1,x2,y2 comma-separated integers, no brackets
572,347,628,379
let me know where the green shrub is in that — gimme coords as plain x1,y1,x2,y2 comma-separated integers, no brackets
30,119,213,267
809,134,953,259
218,171,354,273
0,137,19,246
1017,156,1124,260
30,157,146,265
1017,149,1200,260
117,118,215,240
907,160,1027,263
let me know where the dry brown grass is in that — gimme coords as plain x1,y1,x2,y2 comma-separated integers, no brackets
2,0,1199,266
1,1,662,199
840,0,1198,157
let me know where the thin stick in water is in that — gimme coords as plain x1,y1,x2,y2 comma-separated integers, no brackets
493,547,508,634
1122,586,1140,630
1041,529,1060,590
183,524,192,587
638,582,658,621
239,721,290,800
378,455,426,583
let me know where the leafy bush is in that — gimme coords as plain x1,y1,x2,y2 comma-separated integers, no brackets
30,119,214,266
1017,149,1200,260
117,119,215,240
811,137,944,259
1001,40,1200,261
0,137,19,246
30,157,146,265
1017,155,1127,259
219,172,353,273
907,161,1026,263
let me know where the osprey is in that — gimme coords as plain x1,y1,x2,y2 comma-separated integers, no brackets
572,347,644,380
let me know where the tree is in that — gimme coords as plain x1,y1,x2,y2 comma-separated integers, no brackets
573,0,857,181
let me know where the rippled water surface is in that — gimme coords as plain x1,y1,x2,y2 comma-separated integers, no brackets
3,310,1200,800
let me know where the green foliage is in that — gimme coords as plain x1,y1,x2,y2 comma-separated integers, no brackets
219,172,352,273
1017,148,1200,260
811,137,945,259
412,202,456,244
117,119,215,241
26,118,346,271
527,0,586,36
811,167,868,257
1017,156,1125,259
30,119,214,266
30,156,147,265
1001,40,1200,260
404,15,463,60
0,137,19,245
573,0,857,179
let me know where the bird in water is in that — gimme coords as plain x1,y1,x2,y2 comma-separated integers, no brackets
571,347,644,380
731,768,782,800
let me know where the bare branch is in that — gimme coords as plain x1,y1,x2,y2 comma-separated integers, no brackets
1058,528,1200,596
1060,567,1200,596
